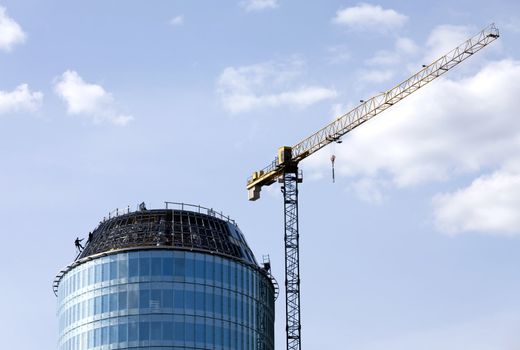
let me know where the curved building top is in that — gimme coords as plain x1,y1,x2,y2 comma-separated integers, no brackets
79,202,258,265
53,202,263,295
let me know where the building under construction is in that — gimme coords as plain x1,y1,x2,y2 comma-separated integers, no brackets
53,202,275,350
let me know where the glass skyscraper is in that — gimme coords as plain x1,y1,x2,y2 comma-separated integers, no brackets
54,203,275,350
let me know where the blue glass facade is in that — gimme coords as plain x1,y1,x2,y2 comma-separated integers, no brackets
56,249,275,350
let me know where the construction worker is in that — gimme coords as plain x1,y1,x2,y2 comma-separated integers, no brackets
75,237,84,252
87,231,93,243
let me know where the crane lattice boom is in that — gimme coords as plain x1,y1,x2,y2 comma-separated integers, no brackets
247,23,499,201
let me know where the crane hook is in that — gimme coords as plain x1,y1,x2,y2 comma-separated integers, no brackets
330,154,336,183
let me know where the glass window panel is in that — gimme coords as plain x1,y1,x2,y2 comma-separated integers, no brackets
223,262,229,287
87,329,93,348
128,288,138,309
102,294,109,313
95,264,102,284
139,321,149,341
174,321,185,341
206,319,214,347
163,289,173,308
139,257,150,276
195,322,205,344
205,259,214,282
102,263,110,282
215,290,222,315
237,294,242,322
81,300,86,321
195,291,204,312
119,258,128,278
128,321,138,342
237,266,243,292
230,294,236,321
174,257,185,278
109,292,117,312
94,296,102,315
174,290,184,310
244,270,249,294
185,322,195,343
185,290,195,310
140,289,150,309
163,257,173,276
238,326,243,350
163,321,174,341
151,257,162,276
151,321,161,340
94,327,101,347
109,325,117,344
86,264,94,284
215,262,222,285
151,289,161,309
195,258,204,279
110,261,118,280
215,321,222,347
205,288,214,313
81,269,86,289
223,322,230,348
118,291,127,310
118,324,127,342
87,298,93,317
231,323,236,349
129,258,139,277
230,264,236,288
223,291,229,318
185,257,194,280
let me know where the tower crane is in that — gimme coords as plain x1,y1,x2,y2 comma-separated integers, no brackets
246,24,499,350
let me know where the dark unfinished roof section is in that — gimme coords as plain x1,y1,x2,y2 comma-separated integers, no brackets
78,208,258,265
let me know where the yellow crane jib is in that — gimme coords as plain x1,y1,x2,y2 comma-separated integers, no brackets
247,23,499,202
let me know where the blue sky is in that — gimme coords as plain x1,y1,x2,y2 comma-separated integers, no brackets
1,1,520,349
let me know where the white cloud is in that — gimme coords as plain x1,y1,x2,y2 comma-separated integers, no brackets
327,59,520,184
503,18,520,34
367,37,418,66
433,169,520,236
306,58,520,232
367,51,400,65
395,37,418,55
170,15,184,26
0,84,43,114
240,0,279,12
326,45,351,64
54,70,133,126
0,6,26,52
424,25,473,62
333,3,408,32
358,69,394,83
351,178,387,205
217,60,337,113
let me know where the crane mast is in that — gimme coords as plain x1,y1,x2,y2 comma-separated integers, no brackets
247,24,499,350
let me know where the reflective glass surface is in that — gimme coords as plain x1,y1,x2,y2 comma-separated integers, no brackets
57,250,275,350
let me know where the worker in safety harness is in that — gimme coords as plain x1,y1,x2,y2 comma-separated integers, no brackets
75,237,84,252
